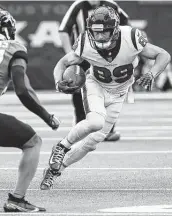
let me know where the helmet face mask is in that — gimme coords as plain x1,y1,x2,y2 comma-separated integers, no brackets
0,9,16,40
87,6,120,50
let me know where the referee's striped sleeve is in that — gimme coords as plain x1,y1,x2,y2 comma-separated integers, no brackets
73,33,86,57
59,0,84,32
131,28,138,50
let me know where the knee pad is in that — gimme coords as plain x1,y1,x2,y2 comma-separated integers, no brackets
22,134,42,150
87,112,105,132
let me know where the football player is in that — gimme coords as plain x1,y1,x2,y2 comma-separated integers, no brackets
59,0,130,142
40,6,171,190
0,8,60,212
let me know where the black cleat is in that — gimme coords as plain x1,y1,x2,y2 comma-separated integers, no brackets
40,168,61,190
3,193,46,212
49,142,70,171
104,131,121,142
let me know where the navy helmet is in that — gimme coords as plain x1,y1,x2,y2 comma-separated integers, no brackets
87,6,120,49
0,8,16,40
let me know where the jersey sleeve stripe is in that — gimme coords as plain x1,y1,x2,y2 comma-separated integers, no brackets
131,28,138,50
59,0,83,32
82,84,91,114
79,32,86,56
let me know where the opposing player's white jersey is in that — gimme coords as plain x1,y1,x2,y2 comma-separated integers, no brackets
74,26,147,94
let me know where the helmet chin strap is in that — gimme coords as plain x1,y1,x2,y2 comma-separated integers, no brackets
2,27,10,40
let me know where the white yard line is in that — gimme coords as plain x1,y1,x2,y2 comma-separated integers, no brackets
1,91,172,100
40,137,172,141
8,126,172,132
33,126,172,131
1,151,172,154
1,167,172,170
2,112,172,116
28,188,172,192
1,118,172,124
120,137,172,140
1,188,172,192
0,213,171,216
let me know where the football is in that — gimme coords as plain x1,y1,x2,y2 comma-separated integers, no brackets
63,65,86,88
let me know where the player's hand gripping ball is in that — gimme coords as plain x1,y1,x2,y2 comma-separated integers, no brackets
57,65,86,94
63,65,86,89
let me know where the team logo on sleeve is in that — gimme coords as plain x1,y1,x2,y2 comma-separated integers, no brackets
137,30,148,47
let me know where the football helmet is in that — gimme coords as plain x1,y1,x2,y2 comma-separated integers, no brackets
86,6,120,49
0,8,16,40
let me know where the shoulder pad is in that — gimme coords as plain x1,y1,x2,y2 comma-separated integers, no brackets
10,40,27,53
9,41,28,63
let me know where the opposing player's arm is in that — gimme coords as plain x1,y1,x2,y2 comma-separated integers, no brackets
139,43,171,78
11,58,60,130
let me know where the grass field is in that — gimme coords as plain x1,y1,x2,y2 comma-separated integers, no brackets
0,91,172,216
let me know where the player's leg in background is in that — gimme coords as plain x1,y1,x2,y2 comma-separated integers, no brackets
60,92,126,171
0,113,45,212
72,90,86,123
105,122,120,141
72,66,86,124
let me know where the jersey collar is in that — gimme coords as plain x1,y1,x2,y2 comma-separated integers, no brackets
96,31,121,63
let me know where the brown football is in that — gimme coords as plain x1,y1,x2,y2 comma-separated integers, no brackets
63,65,86,88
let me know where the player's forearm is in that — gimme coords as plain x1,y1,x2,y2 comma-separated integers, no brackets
53,59,68,85
17,89,50,123
150,51,171,78
54,51,84,86
12,66,50,123
59,32,73,53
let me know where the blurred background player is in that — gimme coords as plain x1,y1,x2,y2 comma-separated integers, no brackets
40,6,171,190
58,0,130,142
0,8,60,212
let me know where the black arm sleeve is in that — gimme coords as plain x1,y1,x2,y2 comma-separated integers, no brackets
11,65,50,124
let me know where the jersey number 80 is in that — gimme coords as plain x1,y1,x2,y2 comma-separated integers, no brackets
93,64,133,83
